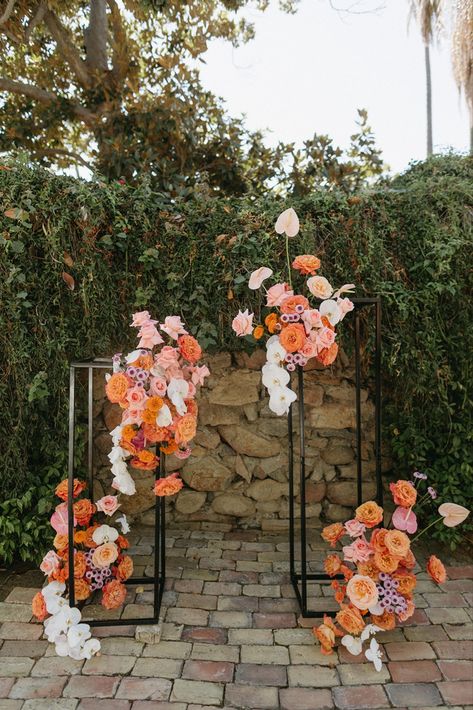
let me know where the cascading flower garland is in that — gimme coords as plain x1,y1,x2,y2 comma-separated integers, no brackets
314,473,470,670
32,311,208,659
231,207,355,415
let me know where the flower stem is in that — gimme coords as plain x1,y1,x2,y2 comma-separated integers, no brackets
411,516,442,542
285,236,293,289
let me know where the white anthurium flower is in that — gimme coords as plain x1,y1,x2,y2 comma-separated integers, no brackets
167,378,189,416
93,524,119,545
332,283,356,299
361,624,382,642
341,634,363,656
275,207,300,238
111,459,129,478
116,514,130,534
266,339,287,366
112,470,136,496
125,349,142,363
109,425,123,447
150,363,166,378
319,299,342,326
108,445,127,464
365,637,383,672
248,266,273,290
68,623,92,648
262,363,290,390
156,403,173,427
79,638,101,659
268,385,297,416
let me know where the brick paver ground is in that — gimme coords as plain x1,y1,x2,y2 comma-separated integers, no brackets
0,527,472,709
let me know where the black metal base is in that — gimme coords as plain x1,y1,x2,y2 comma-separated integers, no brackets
288,297,383,618
67,359,166,628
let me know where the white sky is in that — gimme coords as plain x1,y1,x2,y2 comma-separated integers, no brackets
199,0,470,174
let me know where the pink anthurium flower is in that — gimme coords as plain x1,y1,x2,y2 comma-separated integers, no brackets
438,503,470,528
392,506,418,534
248,267,273,290
50,502,75,535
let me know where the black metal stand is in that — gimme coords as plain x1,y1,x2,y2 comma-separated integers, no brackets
67,359,166,627
288,297,382,618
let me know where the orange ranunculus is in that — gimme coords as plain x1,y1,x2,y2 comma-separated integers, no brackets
93,542,119,568
116,534,129,549
154,472,184,496
370,528,388,553
131,449,159,470
389,480,417,508
373,550,400,574
116,555,134,581
355,501,384,528
393,570,417,595
178,334,202,364
279,323,306,353
340,564,354,581
145,396,163,413
73,499,96,527
32,592,47,621
160,440,179,455
253,325,264,340
84,524,100,548
280,294,310,314
52,563,68,584
357,561,380,581
74,531,87,545
384,530,410,559
399,549,416,570
265,312,279,334
175,413,197,444
75,578,92,601
142,408,158,425
106,372,130,403
185,399,198,417
143,423,170,443
102,579,127,610
426,555,447,584
292,254,321,275
313,614,342,655
121,424,137,442
324,554,342,577
371,609,396,630
55,478,86,501
321,522,345,547
74,551,87,578
346,574,379,610
336,604,365,635
53,533,68,552
317,343,339,367
335,584,347,605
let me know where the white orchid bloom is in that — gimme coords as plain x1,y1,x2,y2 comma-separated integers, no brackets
150,362,166,378
167,378,189,416
42,581,67,615
109,425,123,447
92,524,119,545
68,623,91,648
44,605,81,643
275,207,300,237
266,338,287,366
78,638,101,659
108,445,127,464
332,283,356,299
341,634,363,656
365,637,383,672
112,470,136,496
368,601,384,616
125,349,142,363
262,363,290,391
319,299,342,326
54,634,71,657
116,514,130,534
361,624,382,642
268,385,297,416
111,459,129,478
156,403,173,427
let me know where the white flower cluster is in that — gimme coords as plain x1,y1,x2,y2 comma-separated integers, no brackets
42,581,100,660
263,337,297,415
341,624,383,671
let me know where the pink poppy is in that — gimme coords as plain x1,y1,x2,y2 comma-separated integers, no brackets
392,506,418,534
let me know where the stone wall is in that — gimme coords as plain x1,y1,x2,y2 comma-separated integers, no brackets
91,350,390,532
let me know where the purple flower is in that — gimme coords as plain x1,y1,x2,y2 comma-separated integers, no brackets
428,486,437,499
413,471,427,480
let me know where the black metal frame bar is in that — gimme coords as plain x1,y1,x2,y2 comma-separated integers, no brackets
67,359,166,627
288,297,382,618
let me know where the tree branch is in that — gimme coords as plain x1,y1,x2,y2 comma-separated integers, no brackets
25,1,47,42
84,0,109,72
107,0,130,85
0,77,97,125
43,9,92,89
31,147,94,170
0,0,17,26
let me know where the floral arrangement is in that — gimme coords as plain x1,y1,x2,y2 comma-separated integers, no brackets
231,207,355,415
32,311,208,659
314,472,470,670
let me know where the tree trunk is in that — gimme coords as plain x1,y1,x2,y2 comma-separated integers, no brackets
84,0,108,72
425,43,433,157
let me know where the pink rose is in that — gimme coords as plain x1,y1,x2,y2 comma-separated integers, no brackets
160,315,188,340
232,309,254,337
343,537,373,563
122,406,144,424
131,311,157,328
165,363,184,381
126,385,146,406
344,519,366,538
156,346,179,370
138,323,163,349
40,550,61,575
266,283,293,307
191,365,210,386
316,326,336,350
50,502,75,535
149,376,167,397
300,338,318,359
96,495,120,516
337,297,354,320
301,308,323,333
392,506,418,534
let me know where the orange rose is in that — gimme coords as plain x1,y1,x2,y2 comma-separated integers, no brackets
106,373,130,403
116,534,130,549
280,294,310,314
279,323,306,353
74,531,87,545
393,570,417,595
253,325,264,340
73,551,87,578
292,254,321,275
52,563,68,584
154,472,184,496
340,564,354,581
32,592,47,621
102,579,127,610
121,424,137,442
336,604,365,635
317,343,339,367
142,409,158,425
116,555,134,581
84,524,100,548
175,413,197,444
313,615,342,655
346,574,379,610
131,449,159,470
399,549,416,570
355,501,384,528
384,530,410,558
55,478,86,501
160,440,179,455
53,533,68,552
398,598,415,622
265,313,280,334
75,578,92,601
426,555,447,584
357,561,380,581
324,554,342,577
93,542,119,568
73,499,96,527
178,335,202,364
370,528,388,553
374,550,400,574
371,609,396,630
389,480,417,508
321,522,345,547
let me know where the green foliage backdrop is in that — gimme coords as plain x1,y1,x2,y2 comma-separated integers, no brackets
0,155,472,563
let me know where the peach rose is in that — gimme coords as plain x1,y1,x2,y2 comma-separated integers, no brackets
232,309,254,337
336,604,365,635
371,609,396,630
346,574,379,610
131,449,159,470
96,495,120,516
321,522,345,547
55,478,86,501
357,561,380,581
389,480,417,508
370,527,388,552
149,376,167,397
355,501,384,528
373,550,400,574
280,294,309,314
102,579,127,610
73,551,87,578
313,615,342,655
53,533,68,552
40,550,61,576
73,499,96,527
398,549,417,570
116,555,134,582
154,472,184,497
393,571,417,595
92,542,119,568
279,323,306,353
292,254,321,275
317,342,339,367
74,578,92,601
126,385,147,407
307,275,333,299
32,592,47,621
106,372,130,403
384,530,410,558
426,555,447,584
324,554,342,577
398,598,415,622
175,413,197,444
178,335,202,364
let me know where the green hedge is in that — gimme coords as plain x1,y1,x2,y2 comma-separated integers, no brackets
1,155,472,563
